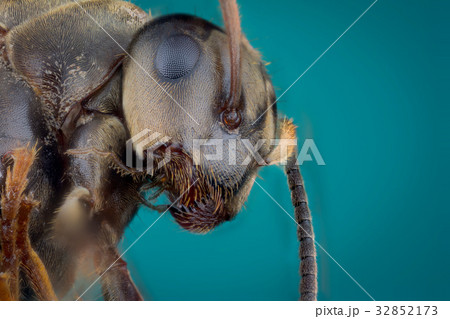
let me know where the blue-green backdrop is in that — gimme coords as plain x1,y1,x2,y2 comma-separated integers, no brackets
94,0,449,300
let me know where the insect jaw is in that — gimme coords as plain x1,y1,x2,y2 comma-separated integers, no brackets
167,193,227,234
143,143,238,233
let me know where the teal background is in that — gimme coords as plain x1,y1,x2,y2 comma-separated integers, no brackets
100,0,449,300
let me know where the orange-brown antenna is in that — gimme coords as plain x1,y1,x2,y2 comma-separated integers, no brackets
219,0,243,130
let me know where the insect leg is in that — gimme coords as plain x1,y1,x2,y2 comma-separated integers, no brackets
94,224,143,301
0,273,12,300
95,251,143,301
60,113,144,300
66,147,147,181
0,147,57,300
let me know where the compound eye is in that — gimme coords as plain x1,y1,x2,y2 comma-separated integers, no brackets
155,35,200,80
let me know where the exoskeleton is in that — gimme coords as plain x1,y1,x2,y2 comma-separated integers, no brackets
0,0,317,301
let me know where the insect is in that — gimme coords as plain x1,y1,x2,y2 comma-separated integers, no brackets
0,0,317,300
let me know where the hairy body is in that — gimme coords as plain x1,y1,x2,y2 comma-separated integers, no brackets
0,0,317,301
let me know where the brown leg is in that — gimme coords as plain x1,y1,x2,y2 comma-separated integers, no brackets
0,273,13,300
66,148,147,180
0,147,57,300
94,246,143,301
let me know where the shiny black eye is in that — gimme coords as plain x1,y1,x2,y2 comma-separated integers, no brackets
155,35,200,80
